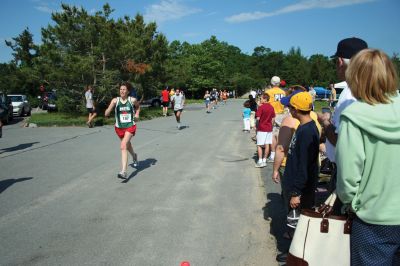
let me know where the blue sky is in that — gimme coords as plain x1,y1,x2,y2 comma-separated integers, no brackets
1,0,399,63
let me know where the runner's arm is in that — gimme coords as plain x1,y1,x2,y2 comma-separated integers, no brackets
131,98,140,119
104,98,117,118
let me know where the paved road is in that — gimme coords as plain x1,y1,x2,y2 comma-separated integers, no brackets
0,101,278,265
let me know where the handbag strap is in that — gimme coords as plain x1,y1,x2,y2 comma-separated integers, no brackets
317,190,337,215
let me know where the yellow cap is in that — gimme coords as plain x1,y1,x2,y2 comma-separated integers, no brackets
290,92,313,111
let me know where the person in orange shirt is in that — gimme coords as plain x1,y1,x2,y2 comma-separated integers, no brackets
265,76,286,116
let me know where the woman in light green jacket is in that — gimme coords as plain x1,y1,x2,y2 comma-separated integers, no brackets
336,49,400,265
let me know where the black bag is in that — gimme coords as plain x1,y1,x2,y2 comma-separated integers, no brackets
320,158,333,175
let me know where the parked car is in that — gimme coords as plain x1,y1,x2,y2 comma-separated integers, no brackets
314,87,331,100
8,94,32,116
40,91,57,111
141,96,162,107
0,92,13,124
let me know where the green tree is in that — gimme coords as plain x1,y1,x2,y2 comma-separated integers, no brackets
309,54,336,86
282,47,309,86
5,28,38,67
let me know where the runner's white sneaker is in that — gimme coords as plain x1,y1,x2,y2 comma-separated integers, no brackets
255,161,265,168
117,171,127,179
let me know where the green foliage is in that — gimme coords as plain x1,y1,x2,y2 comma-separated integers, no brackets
56,95,78,113
2,3,340,109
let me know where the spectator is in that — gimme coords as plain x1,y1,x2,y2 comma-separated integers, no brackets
250,89,257,99
277,92,320,262
328,83,337,108
336,49,400,266
308,85,316,110
85,85,97,128
265,76,286,118
318,37,368,214
248,95,258,131
255,94,275,168
242,100,251,132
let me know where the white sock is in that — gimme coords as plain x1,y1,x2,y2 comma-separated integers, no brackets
270,152,275,159
262,158,267,163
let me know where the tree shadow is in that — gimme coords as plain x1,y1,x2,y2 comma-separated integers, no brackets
263,192,291,253
122,158,158,183
0,142,40,154
0,177,33,193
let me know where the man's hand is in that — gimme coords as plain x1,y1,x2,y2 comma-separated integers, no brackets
290,196,301,209
318,112,331,128
272,170,280,183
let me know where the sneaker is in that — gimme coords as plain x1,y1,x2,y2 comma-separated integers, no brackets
266,157,274,163
255,161,265,168
132,153,138,168
86,121,91,128
117,171,127,179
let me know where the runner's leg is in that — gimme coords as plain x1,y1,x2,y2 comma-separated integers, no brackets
120,131,133,173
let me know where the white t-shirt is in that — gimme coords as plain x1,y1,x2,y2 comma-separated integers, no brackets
85,90,93,108
171,93,185,110
325,83,357,162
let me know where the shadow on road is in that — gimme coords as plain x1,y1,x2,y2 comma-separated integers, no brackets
0,142,40,154
179,125,189,130
122,158,158,183
0,177,33,194
6,117,25,126
263,192,291,253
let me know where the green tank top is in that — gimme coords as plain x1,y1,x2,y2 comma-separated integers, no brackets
115,97,135,128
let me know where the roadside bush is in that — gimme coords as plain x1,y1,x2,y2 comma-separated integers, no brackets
56,96,78,113
28,95,40,108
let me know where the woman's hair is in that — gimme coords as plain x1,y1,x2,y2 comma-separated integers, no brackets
243,100,250,108
346,49,399,105
120,81,132,91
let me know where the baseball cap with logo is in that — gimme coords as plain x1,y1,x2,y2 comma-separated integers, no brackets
270,76,280,86
289,92,313,111
331,37,368,59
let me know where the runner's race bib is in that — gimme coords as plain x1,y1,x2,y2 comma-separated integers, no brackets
120,113,132,123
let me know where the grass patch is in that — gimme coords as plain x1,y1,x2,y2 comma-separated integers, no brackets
29,106,166,127
314,100,330,113
185,99,204,104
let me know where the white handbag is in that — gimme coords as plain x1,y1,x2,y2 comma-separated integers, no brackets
287,191,352,266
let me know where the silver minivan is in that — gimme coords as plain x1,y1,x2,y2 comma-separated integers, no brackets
8,94,32,116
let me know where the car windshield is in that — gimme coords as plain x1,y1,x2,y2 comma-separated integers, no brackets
10,96,23,102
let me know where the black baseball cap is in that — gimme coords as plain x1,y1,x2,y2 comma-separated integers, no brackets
331,37,368,59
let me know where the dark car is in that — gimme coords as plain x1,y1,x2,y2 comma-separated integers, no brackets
0,92,13,124
40,92,57,111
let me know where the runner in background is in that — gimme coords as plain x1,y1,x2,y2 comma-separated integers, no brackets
169,88,175,110
105,82,140,179
204,90,211,113
171,88,185,129
161,87,170,116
